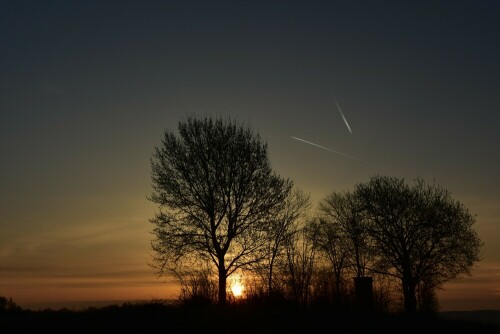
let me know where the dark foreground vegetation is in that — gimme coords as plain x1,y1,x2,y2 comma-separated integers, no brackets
2,299,500,334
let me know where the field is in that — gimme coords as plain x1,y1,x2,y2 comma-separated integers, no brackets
2,301,500,334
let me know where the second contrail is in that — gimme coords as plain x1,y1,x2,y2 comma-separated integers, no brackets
332,95,352,134
290,136,366,163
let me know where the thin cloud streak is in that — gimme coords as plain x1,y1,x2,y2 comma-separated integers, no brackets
290,136,367,164
332,95,352,134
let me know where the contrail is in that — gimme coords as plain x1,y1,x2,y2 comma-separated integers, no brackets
290,136,366,163
332,95,352,134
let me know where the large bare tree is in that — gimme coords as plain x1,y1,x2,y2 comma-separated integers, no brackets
149,115,293,304
354,175,483,313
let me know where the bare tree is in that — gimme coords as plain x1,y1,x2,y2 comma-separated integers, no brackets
176,260,218,305
149,115,293,305
306,217,349,298
318,191,374,278
313,191,374,308
281,226,318,306
262,188,310,297
354,175,483,313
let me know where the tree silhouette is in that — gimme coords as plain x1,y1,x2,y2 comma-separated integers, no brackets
282,227,318,305
0,296,21,313
354,175,483,313
149,115,293,305
262,188,310,297
306,216,349,299
313,191,380,309
313,189,377,301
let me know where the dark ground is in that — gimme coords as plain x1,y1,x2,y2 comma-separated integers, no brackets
2,302,500,334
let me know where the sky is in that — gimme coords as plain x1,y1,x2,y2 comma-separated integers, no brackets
1,0,499,311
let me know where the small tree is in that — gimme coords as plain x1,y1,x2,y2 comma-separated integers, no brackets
281,227,318,306
354,175,483,313
149,115,293,305
262,188,310,297
317,190,376,277
306,217,349,298
0,296,21,313
176,260,218,305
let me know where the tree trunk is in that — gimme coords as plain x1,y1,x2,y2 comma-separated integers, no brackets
268,263,274,296
218,261,227,305
402,276,417,313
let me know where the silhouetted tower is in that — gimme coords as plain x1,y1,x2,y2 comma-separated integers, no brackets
354,277,373,310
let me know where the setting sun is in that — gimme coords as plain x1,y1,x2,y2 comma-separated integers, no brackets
230,282,244,298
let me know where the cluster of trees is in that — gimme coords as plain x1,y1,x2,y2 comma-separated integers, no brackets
0,297,21,313
148,116,483,313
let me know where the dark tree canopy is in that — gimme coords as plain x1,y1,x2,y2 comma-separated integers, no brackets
310,175,483,312
354,175,483,312
149,115,293,304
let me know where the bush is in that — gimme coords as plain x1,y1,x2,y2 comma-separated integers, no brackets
0,296,21,313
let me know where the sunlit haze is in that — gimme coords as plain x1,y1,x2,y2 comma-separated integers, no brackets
231,282,244,298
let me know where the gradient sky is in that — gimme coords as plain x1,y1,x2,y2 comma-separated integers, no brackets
1,0,499,311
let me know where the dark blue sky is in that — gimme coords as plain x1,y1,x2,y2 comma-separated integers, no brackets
1,0,499,309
